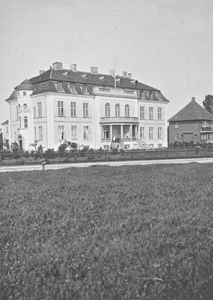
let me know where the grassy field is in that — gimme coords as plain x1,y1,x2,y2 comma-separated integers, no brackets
0,163,213,299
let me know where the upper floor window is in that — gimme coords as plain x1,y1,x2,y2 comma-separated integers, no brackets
175,123,179,129
158,107,162,120
33,107,36,118
71,102,76,117
23,92,26,96
6,126,9,134
140,106,145,120
149,107,153,120
19,117,21,129
105,103,110,117
58,101,64,117
16,106,19,121
83,103,89,118
115,104,120,117
24,116,28,128
23,103,28,110
38,102,42,117
125,104,130,117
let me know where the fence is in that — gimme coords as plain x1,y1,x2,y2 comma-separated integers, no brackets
1,148,213,166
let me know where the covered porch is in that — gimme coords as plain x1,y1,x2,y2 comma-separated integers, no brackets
101,124,139,142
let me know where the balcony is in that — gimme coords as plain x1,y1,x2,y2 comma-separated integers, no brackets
93,87,138,98
100,117,139,124
201,127,213,132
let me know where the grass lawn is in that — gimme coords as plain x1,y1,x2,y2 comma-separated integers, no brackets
0,163,213,299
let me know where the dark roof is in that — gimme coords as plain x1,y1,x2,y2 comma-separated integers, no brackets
1,120,9,125
5,90,18,102
16,79,34,91
169,99,213,122
6,66,170,103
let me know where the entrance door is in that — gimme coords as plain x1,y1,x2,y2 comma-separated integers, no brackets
18,138,23,150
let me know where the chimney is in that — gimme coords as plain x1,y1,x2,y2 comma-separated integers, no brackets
39,70,45,75
52,62,63,71
70,64,77,72
191,97,196,102
122,71,128,78
128,73,132,79
90,67,98,74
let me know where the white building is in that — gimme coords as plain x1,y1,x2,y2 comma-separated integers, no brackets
4,62,169,150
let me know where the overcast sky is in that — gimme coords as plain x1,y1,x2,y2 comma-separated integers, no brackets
0,0,213,124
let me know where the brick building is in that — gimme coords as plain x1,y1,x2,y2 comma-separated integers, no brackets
168,97,213,145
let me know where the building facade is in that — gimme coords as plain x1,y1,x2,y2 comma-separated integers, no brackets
168,97,213,145
4,62,169,150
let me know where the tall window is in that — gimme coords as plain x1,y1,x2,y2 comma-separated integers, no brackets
33,107,36,118
125,104,130,117
149,127,153,139
115,104,120,117
71,126,77,140
19,117,21,129
38,126,43,141
58,101,64,117
84,126,89,139
149,107,153,120
105,103,110,117
83,103,89,118
58,125,65,140
158,127,162,139
16,106,19,121
103,126,110,139
6,126,9,134
38,102,42,117
140,127,145,139
34,127,37,140
71,102,76,117
158,107,162,120
24,116,28,128
140,106,145,120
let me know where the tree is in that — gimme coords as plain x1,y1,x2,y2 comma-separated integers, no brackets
203,95,213,114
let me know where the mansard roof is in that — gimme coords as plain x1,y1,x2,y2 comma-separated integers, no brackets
6,65,169,103
168,99,213,122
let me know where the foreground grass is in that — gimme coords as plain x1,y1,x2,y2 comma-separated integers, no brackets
0,163,213,300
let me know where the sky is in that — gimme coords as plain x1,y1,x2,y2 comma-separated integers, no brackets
0,0,213,124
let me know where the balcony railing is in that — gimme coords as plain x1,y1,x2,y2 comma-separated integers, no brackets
201,127,213,132
100,117,139,123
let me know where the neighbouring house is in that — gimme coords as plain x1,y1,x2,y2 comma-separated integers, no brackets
168,97,213,145
5,62,169,151
1,119,9,149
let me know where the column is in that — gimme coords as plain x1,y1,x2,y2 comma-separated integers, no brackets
110,125,112,141
121,125,123,141
129,125,132,141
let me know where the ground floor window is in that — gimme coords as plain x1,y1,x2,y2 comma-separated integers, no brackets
158,127,162,139
140,127,145,139
149,127,153,139
58,125,65,140
84,126,89,139
38,126,43,141
71,126,77,140
103,126,110,139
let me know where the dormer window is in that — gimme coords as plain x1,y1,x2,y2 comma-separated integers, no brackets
55,82,64,93
67,83,77,93
23,92,26,96
82,85,89,94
